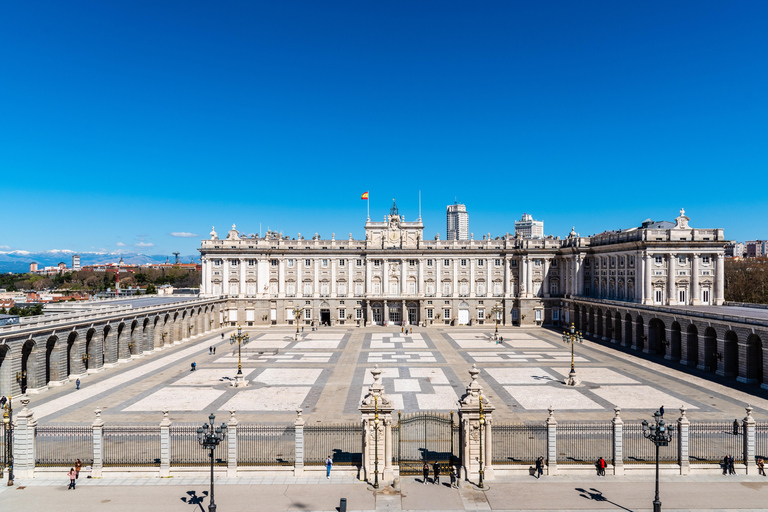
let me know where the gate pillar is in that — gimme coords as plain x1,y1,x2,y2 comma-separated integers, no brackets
458,364,495,484
359,365,395,486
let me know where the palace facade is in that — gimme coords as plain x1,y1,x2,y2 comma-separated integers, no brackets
199,204,727,328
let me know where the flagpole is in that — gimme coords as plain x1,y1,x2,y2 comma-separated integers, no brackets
367,192,370,221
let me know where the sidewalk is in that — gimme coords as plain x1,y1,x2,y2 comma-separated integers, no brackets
2,473,767,511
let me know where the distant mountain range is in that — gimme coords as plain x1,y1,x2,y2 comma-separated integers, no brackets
0,250,199,273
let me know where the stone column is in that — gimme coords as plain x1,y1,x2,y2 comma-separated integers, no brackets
678,406,690,475
576,256,584,296
667,253,676,305
525,257,533,299
458,364,495,483
92,408,104,478
503,256,509,296
294,409,304,476
228,410,238,478
743,405,755,474
453,258,458,298
13,398,36,478
643,252,653,304
383,300,389,325
278,257,286,297
543,258,550,298
691,253,700,305
715,253,725,305
359,365,394,485
382,259,388,296
546,406,557,475
612,406,624,476
159,410,171,477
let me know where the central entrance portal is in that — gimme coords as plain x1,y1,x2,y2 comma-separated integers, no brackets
320,309,331,326
394,411,459,475
389,304,401,325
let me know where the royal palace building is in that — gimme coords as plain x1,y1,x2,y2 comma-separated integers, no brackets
199,203,727,328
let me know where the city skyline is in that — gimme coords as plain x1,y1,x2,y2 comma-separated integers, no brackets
2,2,766,255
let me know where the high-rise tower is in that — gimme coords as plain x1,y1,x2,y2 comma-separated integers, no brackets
446,202,469,240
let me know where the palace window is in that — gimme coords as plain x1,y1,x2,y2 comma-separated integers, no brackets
478,259,484,267
620,257,624,266
338,309,345,320
248,259,255,266
655,289,663,303
303,283,312,295
213,259,222,267
611,257,616,266
442,283,451,296
356,259,363,267
552,309,560,321
354,283,363,295
427,309,434,319
374,260,381,267
551,259,557,267
339,259,345,267
427,259,433,266
444,259,450,267
494,259,502,267
476,282,486,295
478,309,485,320
305,259,312,267
322,259,328,267
460,259,467,267
287,259,294,268
443,308,451,319
655,256,663,265
271,259,278,266
678,289,686,303
304,308,312,319
230,259,238,266
355,309,363,320
629,256,634,266
702,255,711,264
534,259,541,267
409,259,416,266
678,255,686,264
337,283,346,295
702,289,710,304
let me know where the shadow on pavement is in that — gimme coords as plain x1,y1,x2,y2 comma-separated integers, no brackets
576,487,634,512
181,490,207,512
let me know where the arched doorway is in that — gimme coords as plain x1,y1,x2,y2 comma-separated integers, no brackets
102,325,111,365
702,327,717,372
648,319,665,356
387,302,401,326
407,302,419,325
85,328,95,371
458,302,470,326
0,344,9,394
684,324,698,367
372,302,383,325
130,320,138,356
745,334,763,384
142,318,150,352
614,312,622,344
21,339,38,393
635,316,645,350
320,301,332,326
573,305,581,331
66,331,78,377
624,314,632,347
45,335,58,385
588,308,595,335
723,331,738,377
596,309,603,338
116,322,125,360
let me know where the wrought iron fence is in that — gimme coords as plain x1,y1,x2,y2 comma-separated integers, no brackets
557,421,612,465
170,424,227,466
757,421,768,460
35,424,93,467
103,425,160,467
689,421,743,464
305,423,362,466
492,422,546,464
238,423,294,466
623,422,678,464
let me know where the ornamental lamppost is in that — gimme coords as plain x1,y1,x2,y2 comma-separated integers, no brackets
197,414,227,512
292,305,304,340
490,303,503,341
642,409,674,512
478,394,485,489
373,395,380,489
229,325,250,387
2,396,13,486
562,323,583,386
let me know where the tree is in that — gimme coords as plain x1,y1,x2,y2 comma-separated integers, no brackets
145,283,157,294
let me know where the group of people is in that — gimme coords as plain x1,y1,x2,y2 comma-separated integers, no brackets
67,459,82,489
422,462,458,488
722,455,737,475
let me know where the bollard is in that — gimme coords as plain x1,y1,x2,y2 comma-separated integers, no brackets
339,498,347,512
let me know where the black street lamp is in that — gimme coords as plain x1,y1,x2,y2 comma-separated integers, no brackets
490,303,503,341
293,305,304,340
197,413,227,512
229,325,250,386
561,323,583,386
2,395,13,486
642,409,675,512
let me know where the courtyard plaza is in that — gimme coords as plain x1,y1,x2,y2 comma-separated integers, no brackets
21,324,768,425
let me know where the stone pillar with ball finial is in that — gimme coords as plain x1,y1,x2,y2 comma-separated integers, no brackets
458,364,495,484
359,364,395,486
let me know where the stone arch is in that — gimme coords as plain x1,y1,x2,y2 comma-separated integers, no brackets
624,313,632,347
614,312,622,344
604,310,613,341
45,334,63,385
635,315,645,350
0,343,9,395
588,308,595,335
684,323,699,367
66,330,79,378
129,319,139,356
142,317,151,352
669,321,682,361
596,309,604,338
723,330,739,377
573,305,581,331
116,322,126,361
648,318,665,356
701,327,717,372
745,334,763,384
21,338,39,392
85,328,96,371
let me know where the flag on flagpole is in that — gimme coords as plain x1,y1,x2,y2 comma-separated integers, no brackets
361,191,369,200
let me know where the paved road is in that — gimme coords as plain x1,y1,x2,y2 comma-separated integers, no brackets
2,474,767,511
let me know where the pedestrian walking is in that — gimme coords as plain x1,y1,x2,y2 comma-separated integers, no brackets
535,456,544,478
757,457,766,476
722,455,729,475
209,346,212,355
596,457,606,476
422,462,430,484
325,455,332,479
191,362,196,371
75,378,80,390
450,466,458,488
433,462,440,485
659,405,665,418
221,332,224,339
75,459,82,479
728,455,736,475
733,419,739,436
213,347,216,355
68,468,77,489
0,396,6,408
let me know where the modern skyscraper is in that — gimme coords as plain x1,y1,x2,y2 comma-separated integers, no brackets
446,202,469,240
515,213,544,239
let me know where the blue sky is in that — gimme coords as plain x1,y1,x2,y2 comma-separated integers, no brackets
1,1,766,257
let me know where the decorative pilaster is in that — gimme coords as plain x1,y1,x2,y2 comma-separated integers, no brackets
612,406,624,476
159,410,171,477
92,408,104,478
458,364,495,483
228,410,238,477
678,406,690,475
546,406,557,475
743,405,755,474
294,409,304,476
359,365,394,486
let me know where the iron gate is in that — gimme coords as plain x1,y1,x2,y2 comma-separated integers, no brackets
394,411,459,475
